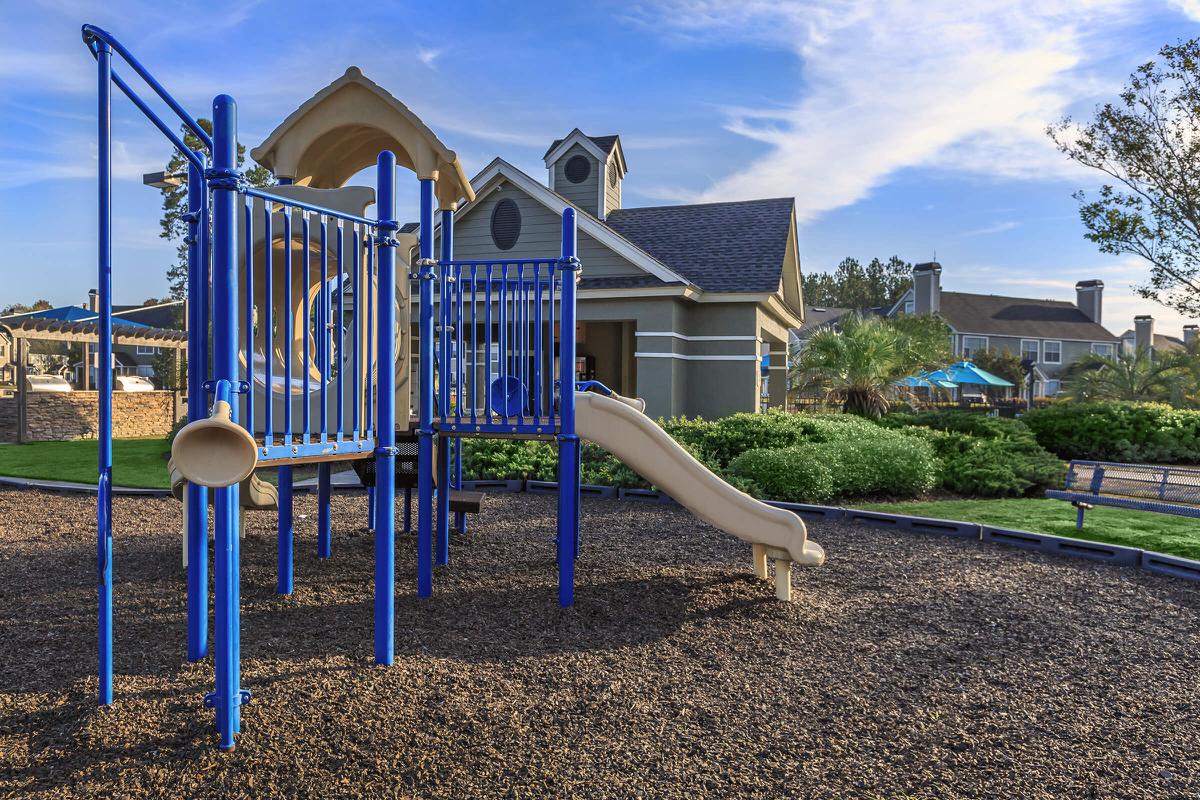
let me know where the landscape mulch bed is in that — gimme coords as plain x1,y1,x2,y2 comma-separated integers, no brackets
1,485,1198,799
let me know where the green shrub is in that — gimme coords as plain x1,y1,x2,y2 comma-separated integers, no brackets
728,447,836,502
897,423,1063,497
460,439,557,481
1023,401,1200,463
729,431,939,502
881,410,1034,441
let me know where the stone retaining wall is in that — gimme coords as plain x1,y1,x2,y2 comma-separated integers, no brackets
0,391,180,442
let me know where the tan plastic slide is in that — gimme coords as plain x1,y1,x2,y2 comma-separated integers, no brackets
574,391,825,601
169,459,278,567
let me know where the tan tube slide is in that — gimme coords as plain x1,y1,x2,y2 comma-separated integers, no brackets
575,391,824,599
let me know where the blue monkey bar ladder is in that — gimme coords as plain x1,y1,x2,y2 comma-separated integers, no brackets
82,24,582,751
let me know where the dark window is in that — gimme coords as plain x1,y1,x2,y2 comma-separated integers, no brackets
608,163,618,188
490,199,521,250
564,154,591,184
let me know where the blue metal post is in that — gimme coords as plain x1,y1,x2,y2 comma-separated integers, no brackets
436,208,453,563
185,154,209,660
210,96,242,749
96,40,114,707
278,466,293,594
317,463,332,558
373,151,398,664
443,208,466,535
557,208,579,608
417,178,436,597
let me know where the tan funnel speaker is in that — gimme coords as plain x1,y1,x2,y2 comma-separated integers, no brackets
171,398,260,488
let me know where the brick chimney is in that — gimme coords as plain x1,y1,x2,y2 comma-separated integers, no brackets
1134,315,1155,356
1075,279,1103,324
912,262,941,314
1184,324,1198,347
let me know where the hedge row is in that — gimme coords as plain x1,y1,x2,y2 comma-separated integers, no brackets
459,410,1063,503
1023,401,1200,464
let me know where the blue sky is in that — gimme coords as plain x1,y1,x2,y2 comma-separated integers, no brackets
2,0,1198,337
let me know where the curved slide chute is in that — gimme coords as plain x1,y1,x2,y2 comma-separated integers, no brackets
574,391,825,600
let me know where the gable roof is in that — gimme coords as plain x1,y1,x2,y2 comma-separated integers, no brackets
604,198,794,292
792,306,854,338
938,291,1118,341
464,158,688,286
544,133,620,159
1119,330,1186,352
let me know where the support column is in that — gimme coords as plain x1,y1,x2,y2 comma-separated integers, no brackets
557,208,580,608
442,207,466,536
185,154,208,661
768,340,788,410
95,40,114,708
277,465,293,594
317,463,332,559
416,178,436,598
209,94,242,750
373,151,398,664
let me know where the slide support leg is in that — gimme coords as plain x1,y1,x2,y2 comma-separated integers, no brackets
774,559,793,602
752,544,768,580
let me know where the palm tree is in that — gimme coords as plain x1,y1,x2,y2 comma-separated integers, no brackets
1062,347,1190,403
790,313,951,418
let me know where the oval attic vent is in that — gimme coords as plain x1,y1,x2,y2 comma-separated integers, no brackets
490,199,522,250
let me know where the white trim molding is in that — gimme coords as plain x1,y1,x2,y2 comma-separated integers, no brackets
635,331,760,342
634,352,761,361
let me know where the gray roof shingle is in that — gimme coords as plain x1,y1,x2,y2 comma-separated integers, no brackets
544,134,620,159
939,291,1118,342
603,198,794,292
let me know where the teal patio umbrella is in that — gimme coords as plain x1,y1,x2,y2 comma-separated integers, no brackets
928,361,1014,388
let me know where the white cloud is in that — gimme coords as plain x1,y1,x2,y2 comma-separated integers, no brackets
417,47,443,68
962,221,1020,237
630,0,1155,220
1167,0,1200,20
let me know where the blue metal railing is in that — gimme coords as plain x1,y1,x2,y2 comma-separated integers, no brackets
433,259,564,437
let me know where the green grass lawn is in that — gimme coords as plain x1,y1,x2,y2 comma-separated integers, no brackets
0,438,171,489
859,497,1200,560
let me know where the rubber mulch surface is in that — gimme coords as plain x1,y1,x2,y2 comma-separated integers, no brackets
1,486,1198,799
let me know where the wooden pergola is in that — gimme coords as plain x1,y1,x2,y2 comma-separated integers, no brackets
0,318,187,443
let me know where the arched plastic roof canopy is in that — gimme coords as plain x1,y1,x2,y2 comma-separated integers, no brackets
251,67,475,208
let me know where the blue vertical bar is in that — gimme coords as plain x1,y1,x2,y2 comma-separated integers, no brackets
211,95,242,749
242,198,254,436
437,209,454,558
302,215,311,442
470,265,477,426
319,219,329,440
557,209,579,608
277,465,293,594
263,205,274,446
185,155,209,663
318,462,332,559
534,265,543,420
353,225,361,439
336,224,345,441
374,152,398,663
365,242,374,440
283,211,293,444
484,265,493,419
417,178,435,597
96,40,114,707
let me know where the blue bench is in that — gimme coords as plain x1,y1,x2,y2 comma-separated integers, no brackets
1046,459,1200,527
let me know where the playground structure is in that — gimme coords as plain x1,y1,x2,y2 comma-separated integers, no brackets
83,25,823,750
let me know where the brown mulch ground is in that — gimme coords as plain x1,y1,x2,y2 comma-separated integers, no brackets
1,486,1198,799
